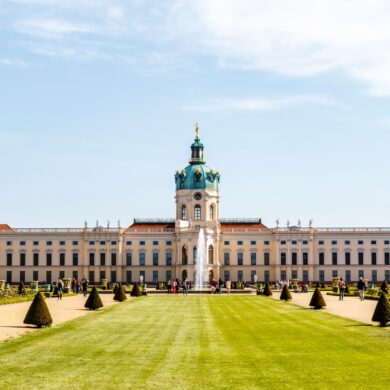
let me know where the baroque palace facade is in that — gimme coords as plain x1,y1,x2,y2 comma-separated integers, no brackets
1,127,390,285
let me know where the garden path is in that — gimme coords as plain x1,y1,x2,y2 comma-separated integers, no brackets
0,294,118,342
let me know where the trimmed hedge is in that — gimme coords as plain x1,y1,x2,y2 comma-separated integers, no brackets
280,285,292,301
23,292,53,328
309,288,326,309
380,280,389,295
130,283,142,297
263,283,273,297
372,293,390,327
114,284,127,302
85,286,103,310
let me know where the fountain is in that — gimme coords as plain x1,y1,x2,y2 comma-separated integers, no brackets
195,228,208,290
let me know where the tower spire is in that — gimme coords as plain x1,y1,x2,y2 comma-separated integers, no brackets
190,122,205,165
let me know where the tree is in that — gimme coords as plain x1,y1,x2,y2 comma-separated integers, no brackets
24,292,53,328
18,281,25,295
280,284,292,301
114,284,127,302
263,282,273,296
372,293,390,327
380,280,389,295
309,287,326,309
85,286,103,310
130,283,142,297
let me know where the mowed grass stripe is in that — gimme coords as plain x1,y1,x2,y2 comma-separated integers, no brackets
0,296,389,389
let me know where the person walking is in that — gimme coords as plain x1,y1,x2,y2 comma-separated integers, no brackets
81,277,88,297
338,277,346,301
71,277,78,294
226,279,231,295
167,278,172,295
183,278,189,296
172,279,177,295
56,278,64,301
357,277,367,301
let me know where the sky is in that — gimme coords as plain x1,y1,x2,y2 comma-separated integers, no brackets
1,0,390,228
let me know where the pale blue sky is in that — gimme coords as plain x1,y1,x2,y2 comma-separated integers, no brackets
1,0,390,227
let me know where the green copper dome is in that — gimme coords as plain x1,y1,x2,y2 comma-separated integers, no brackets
175,127,220,191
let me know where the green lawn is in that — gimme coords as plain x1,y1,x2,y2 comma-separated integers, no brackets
1,296,389,389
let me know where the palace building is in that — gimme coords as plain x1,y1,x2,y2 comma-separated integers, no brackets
1,127,390,285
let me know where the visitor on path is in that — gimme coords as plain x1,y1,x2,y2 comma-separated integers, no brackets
71,277,78,294
357,277,367,301
218,278,223,294
56,278,64,301
167,279,172,295
226,280,231,295
183,278,189,295
175,278,180,294
172,279,177,295
338,277,346,301
81,278,88,297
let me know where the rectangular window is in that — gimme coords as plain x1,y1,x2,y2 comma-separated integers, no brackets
126,252,132,266
126,241,132,246
371,270,377,283
371,240,377,245
385,270,390,283
332,252,338,265
6,241,12,246
302,240,308,245
60,253,65,267
33,241,39,246
318,240,324,245
59,271,65,280
345,252,351,265
72,270,78,281
291,270,298,280
6,271,12,283
384,240,390,245
33,253,39,266
281,240,286,245
281,270,287,281
153,271,158,284
153,241,158,246
224,270,230,282
345,270,351,283
20,241,26,246
100,253,106,266
166,241,172,246
72,241,78,246
166,270,172,282
20,253,26,266
319,252,324,265
89,241,95,245
46,253,52,266
72,253,78,266
250,240,256,245
319,270,325,284
280,252,286,265
33,270,39,281
302,252,308,265
303,270,309,283
166,252,172,266
111,271,117,283
358,252,364,265
291,252,297,265
100,241,106,245
237,270,243,282
371,252,377,265
111,252,117,266
331,240,337,245
89,253,95,266
264,240,270,245
126,271,132,283
385,252,390,265
264,252,270,266
111,241,117,246
6,253,12,266
358,270,364,279
237,241,243,246
59,240,65,246
139,252,145,266
46,271,52,284
237,252,243,266
20,271,25,283
344,240,350,245
224,253,230,266
140,241,145,246
264,270,270,283
332,270,338,278
153,252,159,266
46,241,52,246
89,270,95,284
224,241,230,245
291,240,297,245
251,270,257,283
250,252,257,266
358,240,364,245
100,270,106,282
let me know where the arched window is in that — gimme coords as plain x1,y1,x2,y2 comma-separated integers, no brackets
208,245,214,265
181,205,187,220
210,205,214,220
193,246,197,264
182,245,188,265
182,269,187,281
194,205,201,220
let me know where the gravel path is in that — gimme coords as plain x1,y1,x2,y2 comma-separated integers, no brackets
0,294,118,342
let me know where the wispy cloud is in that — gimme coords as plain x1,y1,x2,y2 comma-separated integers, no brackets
182,95,342,112
0,58,27,66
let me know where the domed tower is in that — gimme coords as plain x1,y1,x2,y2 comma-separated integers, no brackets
174,124,221,282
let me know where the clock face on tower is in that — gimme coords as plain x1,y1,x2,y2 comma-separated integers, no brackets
193,192,202,201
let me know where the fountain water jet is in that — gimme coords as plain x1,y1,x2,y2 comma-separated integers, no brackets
195,228,208,289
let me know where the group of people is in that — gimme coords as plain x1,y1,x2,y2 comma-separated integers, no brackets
337,276,367,301
54,277,89,301
167,278,191,295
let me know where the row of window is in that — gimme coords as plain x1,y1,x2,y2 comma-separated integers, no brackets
2,240,173,247
222,239,390,246
313,252,389,266
224,240,271,246
181,204,214,221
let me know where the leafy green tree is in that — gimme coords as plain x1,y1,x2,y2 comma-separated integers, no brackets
85,286,103,310
280,284,292,301
372,293,390,327
309,287,326,309
24,292,53,328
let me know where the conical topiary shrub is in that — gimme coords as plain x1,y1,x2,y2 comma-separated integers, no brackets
380,280,389,295
18,281,25,295
280,284,292,301
85,286,103,310
130,283,142,297
263,282,273,296
372,293,390,327
24,292,53,328
309,287,326,309
114,284,127,302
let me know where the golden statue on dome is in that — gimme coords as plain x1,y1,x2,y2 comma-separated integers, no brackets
195,122,200,140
